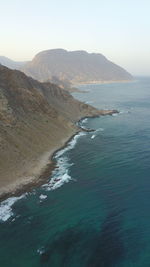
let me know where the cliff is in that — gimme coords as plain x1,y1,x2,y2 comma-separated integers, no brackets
0,65,116,197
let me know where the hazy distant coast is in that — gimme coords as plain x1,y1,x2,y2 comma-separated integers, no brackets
73,79,135,87
0,49,133,87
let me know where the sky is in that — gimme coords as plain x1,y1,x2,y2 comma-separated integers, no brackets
0,0,150,75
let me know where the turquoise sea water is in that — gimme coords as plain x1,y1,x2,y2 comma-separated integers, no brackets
0,78,150,266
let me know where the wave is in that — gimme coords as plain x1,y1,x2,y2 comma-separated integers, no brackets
112,110,130,117
97,128,104,132
85,101,93,104
0,194,26,222
0,132,86,222
91,128,104,140
39,194,47,201
37,247,45,255
55,132,86,158
112,113,119,117
81,118,88,124
42,157,73,191
43,132,85,191
119,110,130,114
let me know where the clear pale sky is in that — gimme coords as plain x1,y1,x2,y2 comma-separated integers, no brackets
1,0,150,75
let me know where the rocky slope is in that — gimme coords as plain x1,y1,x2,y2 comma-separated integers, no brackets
22,49,133,84
0,65,116,197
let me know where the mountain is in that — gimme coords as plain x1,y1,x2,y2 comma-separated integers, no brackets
22,49,133,84
0,65,116,198
0,56,27,70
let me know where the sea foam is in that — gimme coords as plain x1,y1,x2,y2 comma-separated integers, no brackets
43,156,73,191
37,247,45,255
43,132,85,191
91,128,104,139
112,113,119,117
81,118,88,124
0,128,86,222
39,194,47,201
119,110,130,114
0,194,26,222
55,132,85,158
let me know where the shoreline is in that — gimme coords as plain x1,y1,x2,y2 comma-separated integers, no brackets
0,132,78,202
0,128,82,202
72,79,135,87
0,112,117,203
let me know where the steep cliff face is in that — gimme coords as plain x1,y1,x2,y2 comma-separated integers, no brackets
0,65,114,196
0,65,103,123
22,49,133,84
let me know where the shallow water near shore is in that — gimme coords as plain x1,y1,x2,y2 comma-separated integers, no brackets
1,78,150,266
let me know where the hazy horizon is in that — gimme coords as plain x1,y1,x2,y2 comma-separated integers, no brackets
1,0,150,75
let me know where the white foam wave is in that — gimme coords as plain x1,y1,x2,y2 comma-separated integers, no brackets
85,101,93,104
119,110,130,114
39,194,47,201
43,157,72,191
0,194,26,222
43,132,86,191
97,128,104,132
55,132,85,158
81,118,88,124
112,113,119,117
91,128,104,139
112,110,130,116
37,247,45,255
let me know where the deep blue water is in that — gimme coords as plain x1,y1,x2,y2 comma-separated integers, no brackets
0,78,150,266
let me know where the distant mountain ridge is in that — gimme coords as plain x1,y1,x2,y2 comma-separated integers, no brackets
21,49,133,84
0,56,27,70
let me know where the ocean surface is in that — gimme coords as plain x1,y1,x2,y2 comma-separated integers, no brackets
0,78,150,266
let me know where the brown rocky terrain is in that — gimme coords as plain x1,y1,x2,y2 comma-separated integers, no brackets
0,65,117,198
21,49,133,84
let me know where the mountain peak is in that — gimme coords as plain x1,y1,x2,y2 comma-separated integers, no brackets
22,49,133,83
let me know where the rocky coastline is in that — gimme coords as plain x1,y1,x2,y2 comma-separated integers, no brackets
0,110,118,202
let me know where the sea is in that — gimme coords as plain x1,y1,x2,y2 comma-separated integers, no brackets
0,77,150,267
